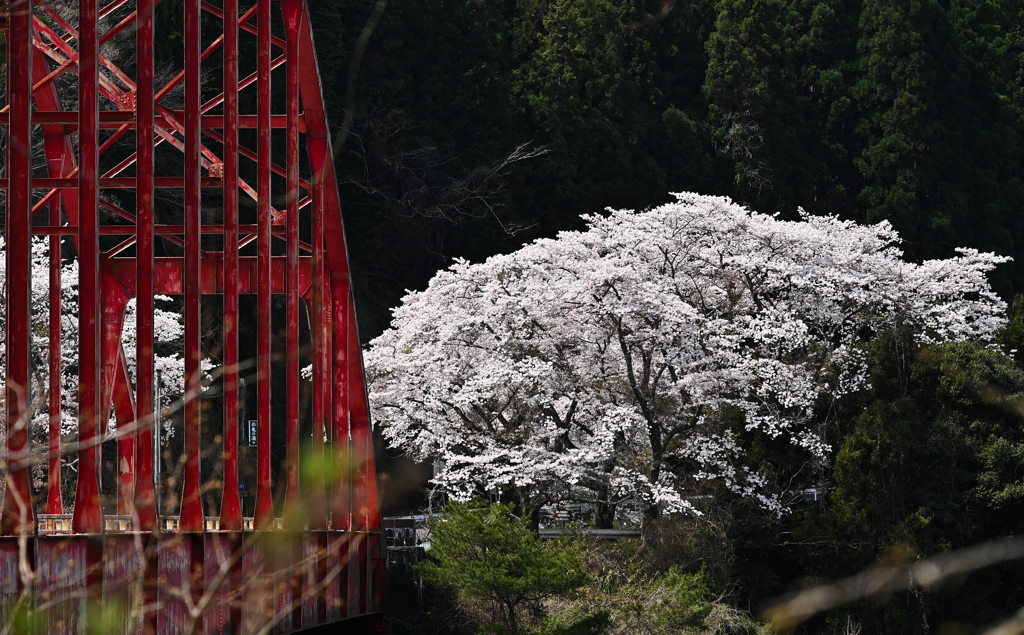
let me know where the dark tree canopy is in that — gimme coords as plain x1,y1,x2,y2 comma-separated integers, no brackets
306,0,1024,338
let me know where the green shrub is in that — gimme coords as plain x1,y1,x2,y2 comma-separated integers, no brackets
417,501,594,634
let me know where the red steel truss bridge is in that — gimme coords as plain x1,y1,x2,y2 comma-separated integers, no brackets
0,0,385,631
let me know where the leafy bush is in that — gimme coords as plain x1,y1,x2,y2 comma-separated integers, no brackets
551,536,770,635
417,501,592,634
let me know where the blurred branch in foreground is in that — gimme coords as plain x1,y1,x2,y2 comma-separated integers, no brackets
763,536,1024,633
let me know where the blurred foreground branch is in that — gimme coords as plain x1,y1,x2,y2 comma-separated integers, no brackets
764,536,1024,633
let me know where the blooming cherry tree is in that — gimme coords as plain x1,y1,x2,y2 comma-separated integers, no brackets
366,193,1009,524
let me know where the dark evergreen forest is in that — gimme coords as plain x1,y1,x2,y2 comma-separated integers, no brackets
308,0,1024,341
144,0,1024,631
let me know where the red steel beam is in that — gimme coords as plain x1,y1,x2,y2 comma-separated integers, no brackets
200,54,287,113
73,0,104,535
32,17,134,109
42,125,66,516
295,7,351,282
105,255,313,296
36,224,255,235
100,6,141,46
98,269,129,470
348,298,383,613
180,0,205,532
46,175,63,515
135,0,158,531
0,110,303,129
330,276,350,531
220,0,243,532
253,0,274,529
350,301,369,615
284,0,303,519
323,279,335,531
202,0,287,50
308,135,328,530
350,301,369,525
2,0,36,536
0,177,224,188
35,32,75,515
154,4,251,104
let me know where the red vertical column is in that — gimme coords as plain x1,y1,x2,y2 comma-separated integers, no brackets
135,0,159,531
361,403,381,537
330,277,350,531
45,134,64,516
283,0,302,520
349,303,368,615
253,0,275,529
361,373,384,614
349,307,369,535
308,136,328,530
219,0,245,611
2,0,35,536
305,131,329,625
220,0,243,532
73,0,104,535
180,0,206,532
324,279,344,617
323,280,334,522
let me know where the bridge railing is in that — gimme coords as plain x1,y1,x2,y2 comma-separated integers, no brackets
34,515,347,534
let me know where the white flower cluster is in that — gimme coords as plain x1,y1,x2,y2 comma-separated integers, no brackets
366,193,1009,516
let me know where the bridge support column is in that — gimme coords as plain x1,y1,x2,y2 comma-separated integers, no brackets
73,0,105,538
2,0,37,541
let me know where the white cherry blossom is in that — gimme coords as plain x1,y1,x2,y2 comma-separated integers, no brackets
366,193,1009,522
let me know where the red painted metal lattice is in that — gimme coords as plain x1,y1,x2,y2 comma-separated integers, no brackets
0,0,385,631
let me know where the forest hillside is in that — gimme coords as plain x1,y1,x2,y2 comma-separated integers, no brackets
310,0,1024,339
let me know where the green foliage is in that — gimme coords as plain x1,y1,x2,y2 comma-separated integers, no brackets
828,336,1024,551
704,0,808,198
738,333,1024,632
625,566,714,632
417,501,590,634
554,538,770,635
537,611,611,635
999,294,1024,362
853,0,932,227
